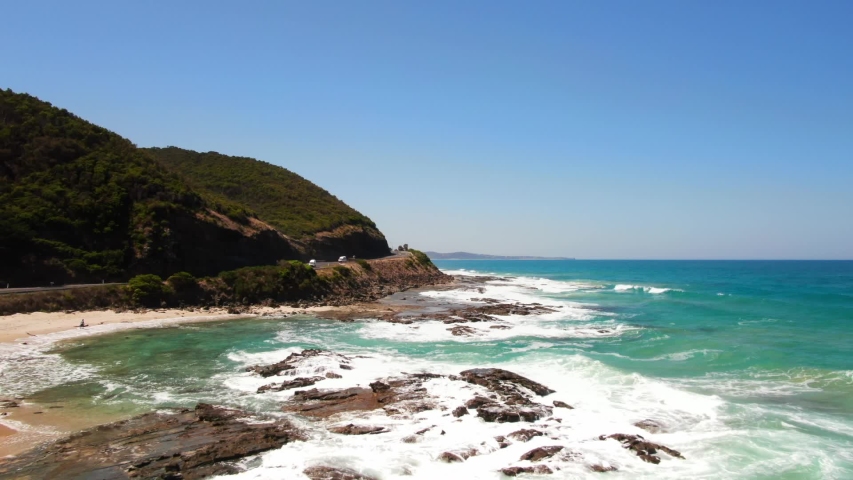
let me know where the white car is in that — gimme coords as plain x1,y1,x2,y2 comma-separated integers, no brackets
338,256,347,263
308,259,316,268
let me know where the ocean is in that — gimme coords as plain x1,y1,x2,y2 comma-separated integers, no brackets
2,260,852,478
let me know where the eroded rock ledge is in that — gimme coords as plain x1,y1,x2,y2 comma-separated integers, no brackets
0,403,304,480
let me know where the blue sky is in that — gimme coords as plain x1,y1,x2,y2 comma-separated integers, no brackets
4,1,852,259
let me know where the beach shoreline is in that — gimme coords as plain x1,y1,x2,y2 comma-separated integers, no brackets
0,289,449,457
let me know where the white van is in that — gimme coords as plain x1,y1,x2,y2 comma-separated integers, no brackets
338,256,347,263
308,259,316,268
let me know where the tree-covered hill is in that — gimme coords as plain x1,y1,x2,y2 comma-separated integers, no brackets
144,147,391,260
0,89,388,286
145,147,376,238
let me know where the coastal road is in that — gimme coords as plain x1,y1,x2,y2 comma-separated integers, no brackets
1,252,412,293
0,283,125,296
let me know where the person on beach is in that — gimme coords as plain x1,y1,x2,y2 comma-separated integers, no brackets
79,319,87,328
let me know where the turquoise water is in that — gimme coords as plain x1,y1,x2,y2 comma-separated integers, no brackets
1,260,852,478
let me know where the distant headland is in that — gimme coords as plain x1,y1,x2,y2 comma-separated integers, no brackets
425,251,574,260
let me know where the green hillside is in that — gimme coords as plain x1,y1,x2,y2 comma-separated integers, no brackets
145,147,376,238
0,89,388,286
0,89,208,283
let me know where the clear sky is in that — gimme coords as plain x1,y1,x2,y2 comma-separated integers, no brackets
4,1,852,259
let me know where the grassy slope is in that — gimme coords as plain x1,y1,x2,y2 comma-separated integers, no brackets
145,147,377,238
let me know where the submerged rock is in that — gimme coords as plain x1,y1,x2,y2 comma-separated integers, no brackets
328,424,388,435
501,465,554,476
246,349,348,378
507,428,544,442
600,433,684,464
589,464,618,472
452,405,469,417
257,376,325,393
634,419,665,433
0,403,303,480
303,466,378,480
552,400,573,409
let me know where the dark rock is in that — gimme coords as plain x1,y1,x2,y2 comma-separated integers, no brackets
476,404,550,423
589,465,618,472
458,368,555,397
284,375,437,418
246,349,337,377
490,325,511,329
340,364,353,370
552,400,573,409
0,404,303,480
438,452,464,463
369,381,390,392
0,399,19,408
328,424,387,435
501,465,554,476
257,376,325,393
600,433,684,462
465,396,493,408
452,406,469,417
494,435,511,448
438,449,478,463
507,428,544,442
448,325,477,336
520,445,564,462
325,372,343,379
634,419,664,433
303,465,378,480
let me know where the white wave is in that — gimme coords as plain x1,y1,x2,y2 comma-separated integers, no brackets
357,319,634,344
210,352,746,480
614,284,682,294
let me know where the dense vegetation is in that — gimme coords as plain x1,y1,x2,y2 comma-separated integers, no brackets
0,89,208,284
145,147,377,238
0,90,389,286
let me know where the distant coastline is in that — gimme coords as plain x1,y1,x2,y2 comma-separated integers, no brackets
425,251,574,260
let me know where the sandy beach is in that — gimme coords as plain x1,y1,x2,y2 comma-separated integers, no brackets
0,299,422,457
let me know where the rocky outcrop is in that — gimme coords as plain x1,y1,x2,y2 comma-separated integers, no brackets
305,225,391,260
458,368,555,398
320,255,453,306
0,403,303,479
455,368,555,423
599,433,684,464
246,349,350,379
282,375,437,418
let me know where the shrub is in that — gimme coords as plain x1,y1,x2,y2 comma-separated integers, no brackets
166,271,197,292
127,274,172,306
333,265,352,277
355,259,372,271
409,249,434,267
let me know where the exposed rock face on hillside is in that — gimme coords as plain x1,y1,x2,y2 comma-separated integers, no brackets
146,147,392,262
304,224,391,261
